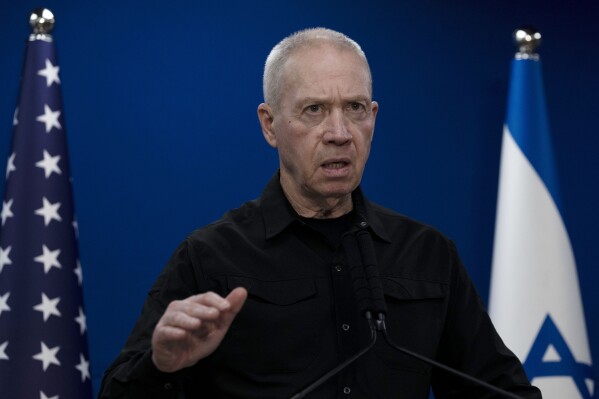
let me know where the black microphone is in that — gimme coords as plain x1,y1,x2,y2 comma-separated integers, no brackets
344,232,376,320
356,230,387,320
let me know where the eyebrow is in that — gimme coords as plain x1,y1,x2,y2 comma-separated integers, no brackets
296,95,371,107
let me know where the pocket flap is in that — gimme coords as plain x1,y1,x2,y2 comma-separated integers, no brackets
381,277,446,300
228,276,316,306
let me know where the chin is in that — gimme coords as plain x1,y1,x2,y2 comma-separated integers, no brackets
318,182,357,199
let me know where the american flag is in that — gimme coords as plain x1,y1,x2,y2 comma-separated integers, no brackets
0,31,93,398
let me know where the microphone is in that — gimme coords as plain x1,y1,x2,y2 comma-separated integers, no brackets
356,230,387,324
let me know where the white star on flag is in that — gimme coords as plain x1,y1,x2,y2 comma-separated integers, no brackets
35,150,62,178
1,199,14,226
36,104,61,133
75,307,87,334
0,246,12,274
5,153,16,179
75,353,90,382
32,342,61,371
40,391,59,399
74,260,83,285
0,292,10,317
34,245,62,274
12,107,18,126
37,59,61,87
33,293,62,322
34,197,62,226
0,341,8,360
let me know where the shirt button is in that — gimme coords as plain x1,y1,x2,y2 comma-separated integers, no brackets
334,265,342,272
359,221,368,227
343,386,351,394
341,323,350,331
164,383,173,390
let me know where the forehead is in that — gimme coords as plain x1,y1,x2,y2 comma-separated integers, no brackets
281,43,371,98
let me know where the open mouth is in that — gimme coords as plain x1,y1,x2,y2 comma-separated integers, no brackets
322,161,348,169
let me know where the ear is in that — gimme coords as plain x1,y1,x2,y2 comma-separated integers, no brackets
370,100,379,142
371,100,379,121
257,103,277,148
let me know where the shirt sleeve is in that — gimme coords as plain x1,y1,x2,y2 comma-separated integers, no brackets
98,240,201,399
431,240,542,398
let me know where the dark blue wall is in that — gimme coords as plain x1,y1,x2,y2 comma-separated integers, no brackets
2,1,598,395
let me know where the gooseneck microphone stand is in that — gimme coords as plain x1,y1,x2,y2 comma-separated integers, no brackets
289,230,382,399
290,230,524,399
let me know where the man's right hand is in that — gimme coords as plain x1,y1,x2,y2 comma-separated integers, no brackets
151,287,248,373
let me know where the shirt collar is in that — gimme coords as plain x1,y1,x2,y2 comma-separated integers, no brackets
350,185,391,243
260,172,298,240
260,171,391,243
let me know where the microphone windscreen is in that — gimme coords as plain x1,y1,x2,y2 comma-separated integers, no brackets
357,231,387,315
342,233,374,316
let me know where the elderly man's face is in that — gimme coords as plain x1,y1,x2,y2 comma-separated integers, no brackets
262,44,378,207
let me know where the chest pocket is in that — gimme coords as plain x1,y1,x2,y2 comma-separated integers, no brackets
372,277,448,373
213,276,324,374
239,276,317,305
382,277,447,301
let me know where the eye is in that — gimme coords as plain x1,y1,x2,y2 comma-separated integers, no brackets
348,102,365,112
306,104,322,113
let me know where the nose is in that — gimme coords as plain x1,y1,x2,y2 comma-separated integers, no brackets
322,108,351,145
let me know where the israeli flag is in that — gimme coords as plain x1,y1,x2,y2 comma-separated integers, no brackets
488,52,595,398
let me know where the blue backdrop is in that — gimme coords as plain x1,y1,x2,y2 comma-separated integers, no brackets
2,1,597,395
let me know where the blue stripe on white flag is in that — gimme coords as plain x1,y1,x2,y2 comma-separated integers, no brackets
505,58,562,211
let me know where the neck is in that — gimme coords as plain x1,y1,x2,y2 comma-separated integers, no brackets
280,175,353,219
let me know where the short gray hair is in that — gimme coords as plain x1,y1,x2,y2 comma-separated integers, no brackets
263,27,372,109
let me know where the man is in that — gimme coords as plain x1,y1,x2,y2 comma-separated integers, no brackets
99,28,541,398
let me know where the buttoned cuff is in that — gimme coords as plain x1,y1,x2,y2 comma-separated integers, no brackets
128,350,181,393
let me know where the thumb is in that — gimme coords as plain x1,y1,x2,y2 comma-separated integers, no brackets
220,287,247,327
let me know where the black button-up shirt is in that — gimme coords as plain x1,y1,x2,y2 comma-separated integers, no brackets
99,173,541,399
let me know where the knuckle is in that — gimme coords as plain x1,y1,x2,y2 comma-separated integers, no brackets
167,299,184,310
202,291,220,301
